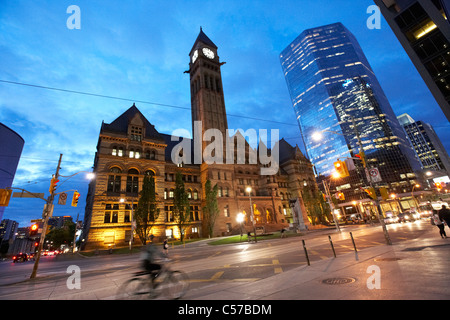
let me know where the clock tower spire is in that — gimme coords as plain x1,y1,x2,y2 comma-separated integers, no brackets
186,28,228,140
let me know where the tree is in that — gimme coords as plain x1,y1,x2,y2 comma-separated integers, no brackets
203,179,219,238
301,185,331,225
135,174,160,245
173,172,191,242
45,220,76,249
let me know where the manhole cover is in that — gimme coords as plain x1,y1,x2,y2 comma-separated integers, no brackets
322,277,356,285
374,257,402,262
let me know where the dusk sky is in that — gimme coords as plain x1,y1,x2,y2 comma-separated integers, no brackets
1,0,449,228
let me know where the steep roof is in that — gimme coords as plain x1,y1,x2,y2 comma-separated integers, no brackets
189,27,218,56
277,138,309,165
101,104,164,141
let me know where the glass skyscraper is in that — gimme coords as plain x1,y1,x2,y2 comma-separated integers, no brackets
280,22,421,196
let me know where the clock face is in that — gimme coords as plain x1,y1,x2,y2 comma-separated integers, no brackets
202,47,214,59
192,50,198,63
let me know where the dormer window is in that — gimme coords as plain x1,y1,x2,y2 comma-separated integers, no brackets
130,126,143,142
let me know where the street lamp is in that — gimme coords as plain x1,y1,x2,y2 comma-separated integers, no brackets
246,186,257,243
412,184,420,211
120,198,135,252
236,212,245,241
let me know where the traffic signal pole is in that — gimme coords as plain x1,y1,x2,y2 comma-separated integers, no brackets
348,116,392,245
30,154,63,279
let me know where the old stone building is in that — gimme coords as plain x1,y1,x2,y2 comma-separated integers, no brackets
82,29,316,250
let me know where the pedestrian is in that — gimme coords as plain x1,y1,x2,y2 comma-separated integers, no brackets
438,205,450,229
247,231,251,243
432,210,447,239
280,228,286,238
163,239,169,257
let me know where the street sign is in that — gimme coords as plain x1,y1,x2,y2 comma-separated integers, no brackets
30,219,43,223
58,192,67,205
13,191,45,199
368,167,382,183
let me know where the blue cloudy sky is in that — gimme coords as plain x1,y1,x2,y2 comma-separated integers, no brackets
1,0,449,227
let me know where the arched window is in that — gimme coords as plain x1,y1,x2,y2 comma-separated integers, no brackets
107,167,122,193
126,169,139,194
193,189,198,200
145,170,155,176
112,146,117,156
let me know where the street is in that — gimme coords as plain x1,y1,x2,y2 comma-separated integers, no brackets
0,219,447,301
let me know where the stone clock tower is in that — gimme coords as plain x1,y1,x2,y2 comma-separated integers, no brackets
186,27,228,139
185,28,236,237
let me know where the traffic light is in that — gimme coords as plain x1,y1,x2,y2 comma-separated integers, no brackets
30,224,38,236
49,177,59,194
71,191,80,207
355,150,366,168
363,187,377,200
0,189,12,207
333,160,349,177
336,192,345,201
379,187,389,200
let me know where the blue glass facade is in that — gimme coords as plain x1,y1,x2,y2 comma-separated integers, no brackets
280,22,421,192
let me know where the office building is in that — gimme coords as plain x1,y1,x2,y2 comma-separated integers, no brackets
374,0,450,121
398,113,450,175
0,123,24,221
280,22,422,201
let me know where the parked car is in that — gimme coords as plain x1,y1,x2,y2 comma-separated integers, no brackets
12,253,29,263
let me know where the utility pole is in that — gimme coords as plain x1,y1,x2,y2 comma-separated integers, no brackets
348,116,392,245
72,213,79,254
323,180,341,232
30,154,63,279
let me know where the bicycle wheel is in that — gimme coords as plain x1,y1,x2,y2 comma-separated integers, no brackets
116,277,152,300
163,271,189,299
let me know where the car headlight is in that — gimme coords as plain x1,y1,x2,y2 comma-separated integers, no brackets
404,215,409,219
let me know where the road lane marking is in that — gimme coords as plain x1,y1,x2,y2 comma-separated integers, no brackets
310,250,328,260
210,271,224,280
208,251,222,258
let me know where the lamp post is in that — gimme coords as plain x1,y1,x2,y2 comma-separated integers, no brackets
246,186,257,243
411,184,420,211
120,198,135,252
322,178,341,232
312,115,392,245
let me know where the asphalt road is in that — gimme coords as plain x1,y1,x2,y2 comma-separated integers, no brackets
0,219,433,300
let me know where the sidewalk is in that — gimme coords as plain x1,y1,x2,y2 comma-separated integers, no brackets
184,227,450,300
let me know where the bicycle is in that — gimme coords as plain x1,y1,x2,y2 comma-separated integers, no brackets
116,261,189,300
